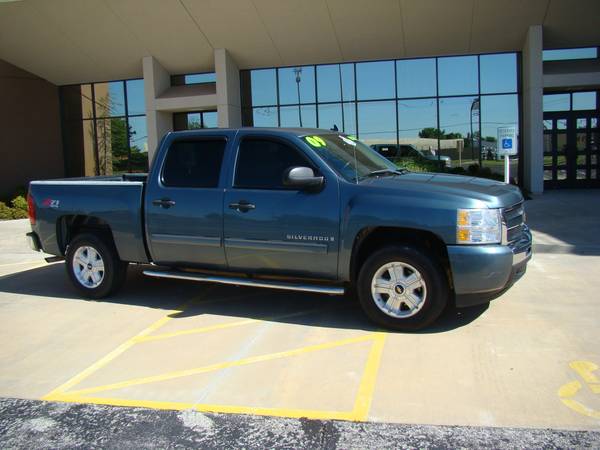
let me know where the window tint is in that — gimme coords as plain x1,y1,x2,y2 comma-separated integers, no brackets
235,139,311,189
162,140,226,188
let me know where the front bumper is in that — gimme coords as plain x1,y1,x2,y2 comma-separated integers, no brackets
448,226,532,307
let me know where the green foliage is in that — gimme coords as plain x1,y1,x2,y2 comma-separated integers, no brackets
418,127,463,140
0,195,28,220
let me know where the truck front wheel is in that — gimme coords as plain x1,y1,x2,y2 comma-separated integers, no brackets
357,245,449,331
65,233,128,299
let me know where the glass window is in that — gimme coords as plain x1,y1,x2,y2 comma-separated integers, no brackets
185,73,216,84
480,94,519,180
279,105,316,128
318,103,343,131
126,79,145,116
234,138,311,189
438,56,478,96
544,94,570,112
278,66,315,105
397,99,438,152
251,69,277,106
94,81,125,117
128,116,148,172
343,103,357,135
162,140,226,188
94,117,129,174
396,58,436,98
439,96,480,166
543,47,598,61
573,92,597,110
357,101,396,146
203,111,218,128
480,54,517,94
81,84,94,119
356,61,395,100
253,107,278,127
341,64,355,101
317,64,342,102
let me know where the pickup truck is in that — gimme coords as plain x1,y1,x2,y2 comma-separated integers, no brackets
26,128,532,331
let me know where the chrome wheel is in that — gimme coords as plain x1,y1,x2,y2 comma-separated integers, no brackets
72,245,105,289
371,261,427,318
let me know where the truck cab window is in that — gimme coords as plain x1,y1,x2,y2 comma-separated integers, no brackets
234,138,312,189
162,139,226,188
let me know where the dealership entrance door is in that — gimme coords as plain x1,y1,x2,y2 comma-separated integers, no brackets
543,111,600,188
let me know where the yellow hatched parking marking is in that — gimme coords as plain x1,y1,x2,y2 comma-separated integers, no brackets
43,292,388,422
59,333,378,397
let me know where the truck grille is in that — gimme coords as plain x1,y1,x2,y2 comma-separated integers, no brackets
503,201,525,245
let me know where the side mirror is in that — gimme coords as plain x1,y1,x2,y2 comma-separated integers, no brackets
283,166,324,190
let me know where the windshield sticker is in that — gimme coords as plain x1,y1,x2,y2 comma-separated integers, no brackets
339,135,357,146
304,135,326,147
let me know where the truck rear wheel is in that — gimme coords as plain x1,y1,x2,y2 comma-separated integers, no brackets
357,245,448,331
65,232,127,299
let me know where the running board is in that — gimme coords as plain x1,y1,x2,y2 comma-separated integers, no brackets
142,269,345,295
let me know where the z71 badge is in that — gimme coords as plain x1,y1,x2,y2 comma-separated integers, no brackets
42,198,60,209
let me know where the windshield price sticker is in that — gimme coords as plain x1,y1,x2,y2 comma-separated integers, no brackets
305,136,326,147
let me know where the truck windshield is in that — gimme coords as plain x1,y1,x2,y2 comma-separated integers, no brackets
302,134,400,183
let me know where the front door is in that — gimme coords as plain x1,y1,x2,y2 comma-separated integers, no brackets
223,135,340,279
544,112,600,188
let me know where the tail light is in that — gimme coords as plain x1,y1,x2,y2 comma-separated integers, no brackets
27,193,36,225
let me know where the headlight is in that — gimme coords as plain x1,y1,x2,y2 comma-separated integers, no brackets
456,208,502,244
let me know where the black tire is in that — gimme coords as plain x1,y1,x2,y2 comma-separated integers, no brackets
65,232,128,299
357,245,449,331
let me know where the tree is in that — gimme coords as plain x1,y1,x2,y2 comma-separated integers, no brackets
419,127,463,140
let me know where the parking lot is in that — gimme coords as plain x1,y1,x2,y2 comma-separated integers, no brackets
1,190,600,434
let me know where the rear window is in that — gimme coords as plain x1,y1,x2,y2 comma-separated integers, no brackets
162,139,226,188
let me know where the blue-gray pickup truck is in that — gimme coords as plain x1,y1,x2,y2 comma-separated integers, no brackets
26,128,532,330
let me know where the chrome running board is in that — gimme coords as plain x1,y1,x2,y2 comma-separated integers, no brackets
143,269,345,295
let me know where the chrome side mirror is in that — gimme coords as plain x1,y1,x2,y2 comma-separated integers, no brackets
283,166,324,190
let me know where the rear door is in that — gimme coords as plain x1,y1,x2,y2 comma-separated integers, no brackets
145,132,232,267
223,133,340,279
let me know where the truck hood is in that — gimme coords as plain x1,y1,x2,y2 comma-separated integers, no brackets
360,172,523,208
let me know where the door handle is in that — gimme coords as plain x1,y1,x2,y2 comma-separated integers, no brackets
152,198,176,208
229,200,255,212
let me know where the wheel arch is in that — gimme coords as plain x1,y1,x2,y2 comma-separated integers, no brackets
349,226,453,291
56,215,119,257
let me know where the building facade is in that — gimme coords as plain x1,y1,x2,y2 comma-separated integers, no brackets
1,0,599,199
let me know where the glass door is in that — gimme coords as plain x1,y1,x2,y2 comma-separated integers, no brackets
543,112,600,188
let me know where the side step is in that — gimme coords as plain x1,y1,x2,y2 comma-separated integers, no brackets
143,269,345,295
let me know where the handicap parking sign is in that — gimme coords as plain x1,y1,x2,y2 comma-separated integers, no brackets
497,126,517,156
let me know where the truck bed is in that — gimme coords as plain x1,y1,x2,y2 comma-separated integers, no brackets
29,175,149,263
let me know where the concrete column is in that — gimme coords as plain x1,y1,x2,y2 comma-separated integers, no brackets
215,48,242,128
143,56,172,164
522,25,544,195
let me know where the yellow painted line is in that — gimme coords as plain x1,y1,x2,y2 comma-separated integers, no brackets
351,332,387,421
570,360,599,384
63,333,378,397
47,393,357,421
134,305,343,343
558,360,600,419
42,292,213,401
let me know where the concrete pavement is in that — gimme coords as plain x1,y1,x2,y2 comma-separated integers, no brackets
1,190,600,447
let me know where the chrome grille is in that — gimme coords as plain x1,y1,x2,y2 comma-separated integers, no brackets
503,201,525,245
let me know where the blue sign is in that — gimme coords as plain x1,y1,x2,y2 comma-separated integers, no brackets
502,138,512,149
